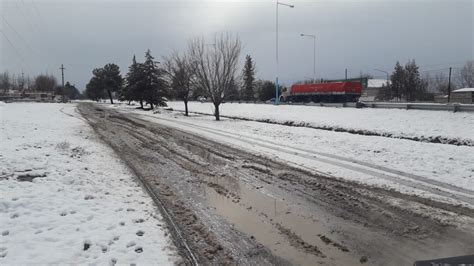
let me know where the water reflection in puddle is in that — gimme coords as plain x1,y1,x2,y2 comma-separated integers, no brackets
203,175,358,265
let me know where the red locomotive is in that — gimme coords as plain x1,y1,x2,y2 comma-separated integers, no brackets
281,81,362,103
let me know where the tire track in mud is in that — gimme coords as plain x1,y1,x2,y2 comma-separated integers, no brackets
80,103,474,265
78,107,200,265
132,112,474,208
78,104,285,265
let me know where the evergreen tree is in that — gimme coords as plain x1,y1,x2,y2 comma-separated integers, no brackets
389,61,405,101
85,75,105,101
242,55,256,101
123,55,145,107
375,83,391,101
404,60,425,101
257,80,281,101
101,63,123,104
63,82,82,99
226,77,240,101
141,50,168,109
85,63,122,103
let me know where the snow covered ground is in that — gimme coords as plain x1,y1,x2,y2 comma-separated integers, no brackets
109,102,474,208
166,101,474,144
0,103,177,264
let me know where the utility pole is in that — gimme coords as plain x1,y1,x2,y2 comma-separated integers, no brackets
21,71,25,91
374,68,390,100
58,64,65,100
447,67,452,103
60,64,65,88
345,68,347,80
275,1,294,105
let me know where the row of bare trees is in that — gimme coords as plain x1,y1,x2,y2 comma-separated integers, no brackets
87,33,289,120
0,72,57,95
121,33,243,120
424,60,474,94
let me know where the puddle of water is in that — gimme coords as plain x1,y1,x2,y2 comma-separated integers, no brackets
205,184,323,265
204,176,359,265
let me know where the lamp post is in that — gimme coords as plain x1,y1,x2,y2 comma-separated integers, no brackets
300,33,316,81
374,68,389,81
275,1,294,105
374,68,390,100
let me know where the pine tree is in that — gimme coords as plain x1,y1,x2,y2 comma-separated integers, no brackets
85,75,105,101
123,55,145,107
103,64,123,104
242,55,256,101
226,77,240,101
85,64,122,103
404,59,423,101
389,61,405,101
141,50,168,109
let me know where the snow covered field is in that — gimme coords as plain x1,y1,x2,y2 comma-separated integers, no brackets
0,103,177,264
166,101,474,144
109,102,474,208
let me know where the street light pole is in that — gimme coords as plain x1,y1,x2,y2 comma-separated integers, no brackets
374,68,390,100
300,33,316,81
275,1,294,105
374,68,389,81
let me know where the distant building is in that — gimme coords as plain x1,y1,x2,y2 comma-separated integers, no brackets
0,91,55,102
360,79,389,101
450,88,474,104
434,88,474,104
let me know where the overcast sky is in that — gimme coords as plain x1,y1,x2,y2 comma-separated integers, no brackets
1,0,473,90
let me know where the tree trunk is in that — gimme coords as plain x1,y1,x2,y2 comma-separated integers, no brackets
139,100,144,109
214,103,220,121
184,100,189,116
107,89,114,104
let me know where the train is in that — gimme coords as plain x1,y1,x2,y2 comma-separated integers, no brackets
280,81,362,103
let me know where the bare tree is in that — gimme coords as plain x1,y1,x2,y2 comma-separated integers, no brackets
163,52,194,116
457,60,474,88
0,72,12,95
427,72,452,94
35,74,57,92
26,76,35,91
187,33,242,120
17,74,26,92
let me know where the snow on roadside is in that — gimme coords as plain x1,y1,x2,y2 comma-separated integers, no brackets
166,101,474,144
0,103,177,264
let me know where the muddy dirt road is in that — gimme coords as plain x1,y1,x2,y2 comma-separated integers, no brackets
78,103,474,265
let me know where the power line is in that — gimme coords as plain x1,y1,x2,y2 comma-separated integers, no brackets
0,30,25,62
31,0,44,21
13,0,37,36
0,30,31,73
420,67,452,73
1,15,40,57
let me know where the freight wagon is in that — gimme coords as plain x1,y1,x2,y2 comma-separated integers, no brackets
280,81,362,103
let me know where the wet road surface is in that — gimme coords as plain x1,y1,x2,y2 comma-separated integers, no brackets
78,103,474,265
